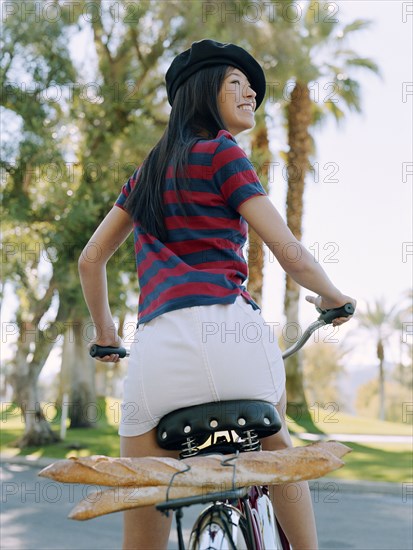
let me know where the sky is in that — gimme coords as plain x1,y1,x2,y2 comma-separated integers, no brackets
2,1,412,382
259,1,412,369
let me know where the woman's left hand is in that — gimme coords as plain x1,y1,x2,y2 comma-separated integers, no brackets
88,333,124,363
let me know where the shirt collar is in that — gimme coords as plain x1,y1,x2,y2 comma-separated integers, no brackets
216,129,237,142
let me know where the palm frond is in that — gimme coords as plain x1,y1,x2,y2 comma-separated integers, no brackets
322,100,345,124
345,57,381,75
310,102,328,127
357,299,401,336
341,19,373,37
304,1,339,41
336,78,362,113
324,62,346,75
333,48,359,57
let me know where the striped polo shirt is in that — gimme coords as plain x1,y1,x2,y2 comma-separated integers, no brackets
115,130,266,324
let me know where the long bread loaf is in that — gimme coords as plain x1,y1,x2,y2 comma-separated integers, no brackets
39,441,351,488
69,485,208,520
68,441,351,520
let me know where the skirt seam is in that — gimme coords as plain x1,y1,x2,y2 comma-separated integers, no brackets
193,305,220,402
234,298,284,403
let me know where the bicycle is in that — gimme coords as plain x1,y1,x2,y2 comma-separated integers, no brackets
90,302,354,550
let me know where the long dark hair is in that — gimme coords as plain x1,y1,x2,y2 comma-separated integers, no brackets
124,64,230,241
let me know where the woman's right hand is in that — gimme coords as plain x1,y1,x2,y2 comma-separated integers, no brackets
305,294,357,326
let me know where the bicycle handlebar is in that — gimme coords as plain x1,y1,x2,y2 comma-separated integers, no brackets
89,303,355,360
281,302,355,359
316,302,354,324
89,345,129,358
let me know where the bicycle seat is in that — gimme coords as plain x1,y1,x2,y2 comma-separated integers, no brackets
156,399,282,450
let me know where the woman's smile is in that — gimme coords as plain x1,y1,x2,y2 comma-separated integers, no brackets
238,103,254,111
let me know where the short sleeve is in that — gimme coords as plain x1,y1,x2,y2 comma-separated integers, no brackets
114,166,141,210
212,136,266,211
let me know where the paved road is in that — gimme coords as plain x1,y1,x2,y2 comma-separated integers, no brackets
1,462,412,550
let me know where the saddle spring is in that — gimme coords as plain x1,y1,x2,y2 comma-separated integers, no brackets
180,436,200,458
240,429,261,452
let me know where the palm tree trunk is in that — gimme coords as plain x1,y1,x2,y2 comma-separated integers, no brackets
284,82,312,415
247,225,264,306
377,340,385,420
248,112,271,306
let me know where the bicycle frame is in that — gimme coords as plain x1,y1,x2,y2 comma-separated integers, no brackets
157,488,249,550
156,481,289,550
244,486,289,550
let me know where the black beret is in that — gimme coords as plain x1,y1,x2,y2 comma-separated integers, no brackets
165,39,266,110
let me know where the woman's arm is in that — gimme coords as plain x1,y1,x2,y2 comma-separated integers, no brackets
238,196,356,321
78,206,133,358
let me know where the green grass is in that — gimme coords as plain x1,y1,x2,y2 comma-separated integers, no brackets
0,399,120,460
286,408,412,483
322,442,412,483
288,436,412,483
286,408,412,436
1,400,411,483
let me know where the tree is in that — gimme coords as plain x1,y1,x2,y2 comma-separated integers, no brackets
57,0,199,426
303,341,346,409
248,110,272,305
357,299,399,420
269,1,379,413
201,2,380,414
393,289,413,388
356,376,412,424
1,1,77,445
1,0,198,438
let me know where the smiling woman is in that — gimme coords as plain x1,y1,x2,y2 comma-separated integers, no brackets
78,38,356,549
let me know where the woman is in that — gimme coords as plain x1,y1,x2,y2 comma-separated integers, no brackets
79,39,356,549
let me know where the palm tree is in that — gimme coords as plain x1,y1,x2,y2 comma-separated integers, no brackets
357,299,399,420
248,110,272,305
393,289,413,387
257,1,380,414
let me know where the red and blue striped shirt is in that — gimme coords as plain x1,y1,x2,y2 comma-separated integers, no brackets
115,130,266,324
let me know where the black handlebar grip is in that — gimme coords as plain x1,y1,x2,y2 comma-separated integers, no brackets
89,345,127,358
317,303,355,324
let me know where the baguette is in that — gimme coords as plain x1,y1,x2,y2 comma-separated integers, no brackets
68,442,351,520
39,455,187,486
69,485,208,520
39,441,351,488
309,440,351,458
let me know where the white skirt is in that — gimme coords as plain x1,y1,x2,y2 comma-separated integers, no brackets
119,296,286,437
